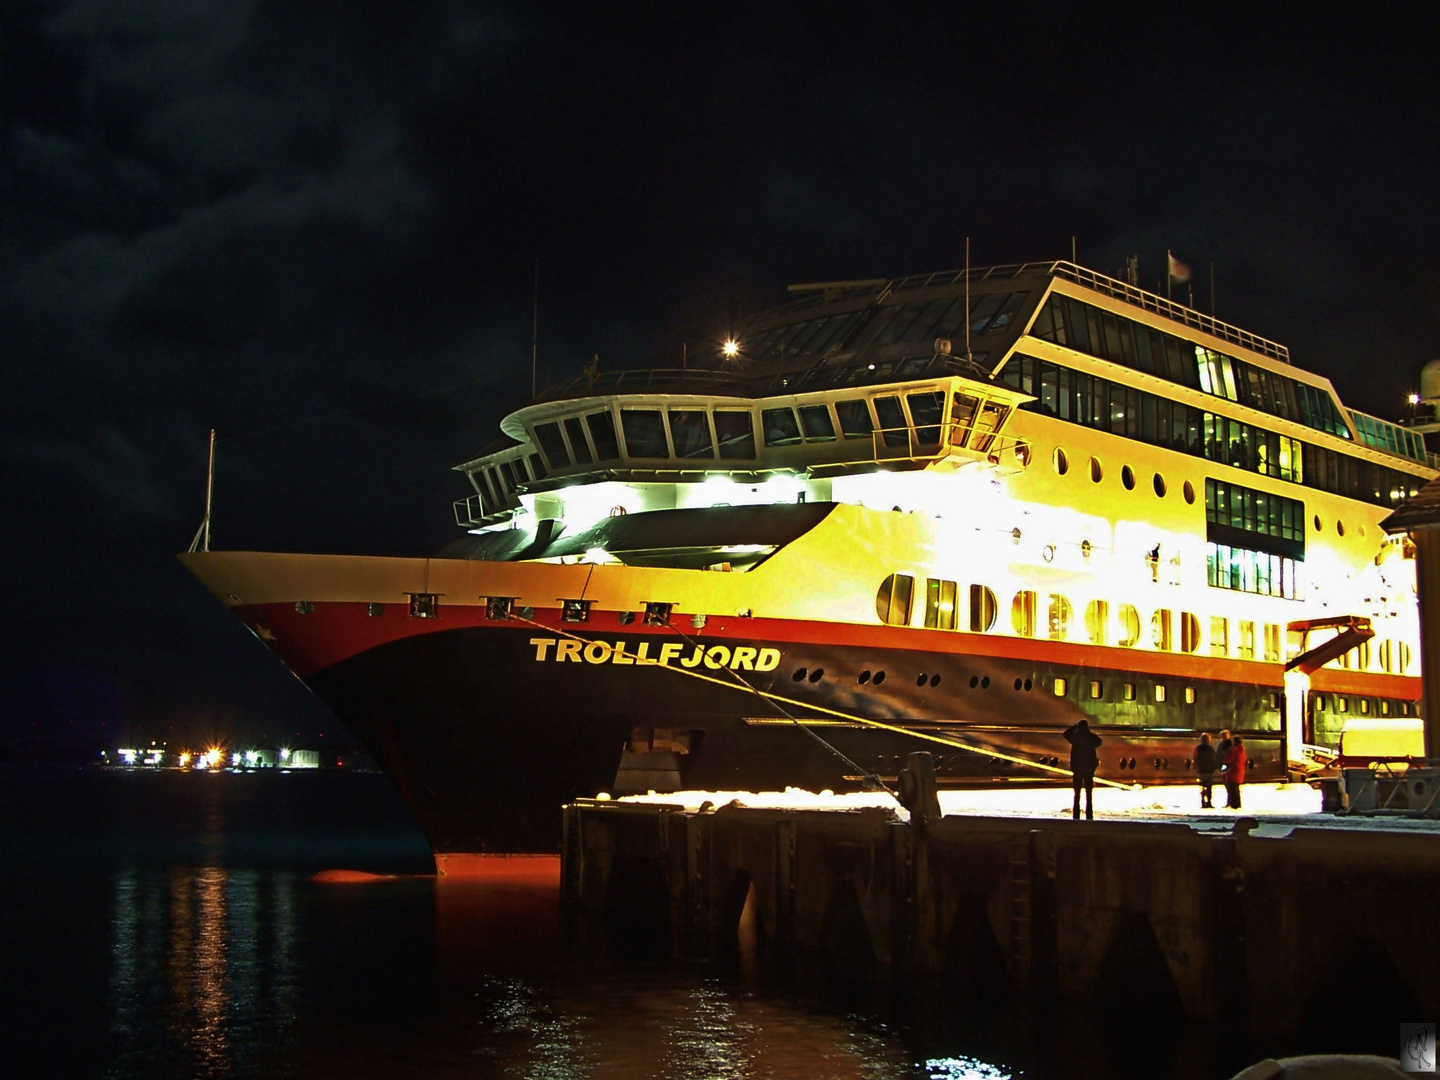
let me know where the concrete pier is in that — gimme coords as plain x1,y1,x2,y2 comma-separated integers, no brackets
560,790,1440,1037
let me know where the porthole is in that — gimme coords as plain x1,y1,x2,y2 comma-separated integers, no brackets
980,676,990,688
1337,520,1346,537
1053,447,1069,475
1121,465,1135,490
930,674,941,688
808,668,825,683
1089,457,1103,483
969,675,979,689
1081,539,1093,559
792,667,807,682
1023,678,1032,691
1314,514,1322,532
874,670,887,685
1013,677,1023,691
858,670,871,684
1183,481,1195,504
917,673,929,687
1153,473,1167,497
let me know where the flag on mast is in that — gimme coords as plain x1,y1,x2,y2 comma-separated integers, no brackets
1167,250,1192,284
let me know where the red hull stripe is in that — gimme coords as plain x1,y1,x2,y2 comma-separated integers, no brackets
239,600,1420,699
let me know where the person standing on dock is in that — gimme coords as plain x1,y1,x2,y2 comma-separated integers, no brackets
1064,719,1102,820
1195,733,1218,809
1222,735,1247,809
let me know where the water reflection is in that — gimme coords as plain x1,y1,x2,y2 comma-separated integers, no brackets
107,867,299,1078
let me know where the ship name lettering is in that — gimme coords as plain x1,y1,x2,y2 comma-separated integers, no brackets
527,637,780,672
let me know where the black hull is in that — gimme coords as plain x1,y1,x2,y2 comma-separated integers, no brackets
305,622,1290,853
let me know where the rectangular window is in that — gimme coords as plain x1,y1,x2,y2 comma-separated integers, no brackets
1123,683,1136,701
1210,616,1229,657
1264,623,1282,663
563,416,594,465
408,593,438,619
561,599,591,623
714,410,756,459
533,421,570,468
1238,620,1256,660
621,410,669,458
798,404,837,442
761,407,803,447
1053,677,1068,697
877,573,914,626
924,578,958,630
586,412,621,461
835,399,873,439
668,410,714,458
907,391,945,445
874,396,909,447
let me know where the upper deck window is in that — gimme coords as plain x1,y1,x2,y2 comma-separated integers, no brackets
668,410,714,458
798,405,837,442
586,411,622,461
762,407,803,447
621,410,669,458
534,422,570,468
873,397,909,448
563,416,594,465
835,399,874,439
714,410,756,459
907,391,945,445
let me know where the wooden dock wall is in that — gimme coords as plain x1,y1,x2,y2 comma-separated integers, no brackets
560,800,1440,1036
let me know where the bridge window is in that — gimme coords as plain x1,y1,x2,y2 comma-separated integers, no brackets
907,391,945,446
586,412,621,461
534,421,569,468
799,405,837,442
562,417,593,465
925,578,958,630
969,584,998,632
668,410,714,458
835,399,874,439
714,410,756,459
762,407,802,447
876,574,914,626
621,410,669,458
874,396,909,448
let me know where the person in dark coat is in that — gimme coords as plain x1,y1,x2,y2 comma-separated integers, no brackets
1195,733,1219,809
1064,719,1102,820
1222,735,1247,809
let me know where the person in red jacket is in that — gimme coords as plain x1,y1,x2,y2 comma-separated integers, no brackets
1222,735,1247,809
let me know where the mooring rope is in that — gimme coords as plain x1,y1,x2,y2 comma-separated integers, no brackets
511,612,1139,793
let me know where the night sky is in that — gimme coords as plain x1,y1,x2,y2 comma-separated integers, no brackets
3,4,1438,754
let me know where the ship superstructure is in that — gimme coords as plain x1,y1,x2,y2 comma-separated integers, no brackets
182,261,1432,856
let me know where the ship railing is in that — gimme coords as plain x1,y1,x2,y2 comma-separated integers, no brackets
758,261,1291,364
454,493,513,528
528,366,757,406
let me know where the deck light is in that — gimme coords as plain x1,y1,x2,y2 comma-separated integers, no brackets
722,339,739,358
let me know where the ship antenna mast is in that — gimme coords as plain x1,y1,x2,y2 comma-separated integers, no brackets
188,428,216,553
964,236,972,362
531,256,540,398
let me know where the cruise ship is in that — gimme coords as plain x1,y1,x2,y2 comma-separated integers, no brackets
181,260,1432,859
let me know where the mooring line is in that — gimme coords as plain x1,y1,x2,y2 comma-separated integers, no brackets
511,613,1139,792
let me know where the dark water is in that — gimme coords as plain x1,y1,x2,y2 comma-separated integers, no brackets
0,765,1381,1079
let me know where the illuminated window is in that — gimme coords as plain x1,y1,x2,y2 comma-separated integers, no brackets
1314,694,1326,711
1210,616,1229,657
1180,612,1201,654
1089,680,1103,699
1118,604,1141,647
1238,620,1256,660
970,584,998,632
1359,698,1371,715
1400,643,1413,674
1048,594,1072,640
1185,687,1196,704
1085,600,1109,645
1379,640,1393,673
1355,640,1371,671
1264,624,1282,663
1053,677,1068,697
407,594,437,619
1337,696,1349,713
876,574,915,626
1012,590,1037,637
925,578,958,630
1155,684,1167,702
1123,683,1136,701
1151,609,1173,651
1381,700,1391,716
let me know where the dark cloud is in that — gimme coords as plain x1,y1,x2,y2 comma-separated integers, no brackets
3,2,1439,749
